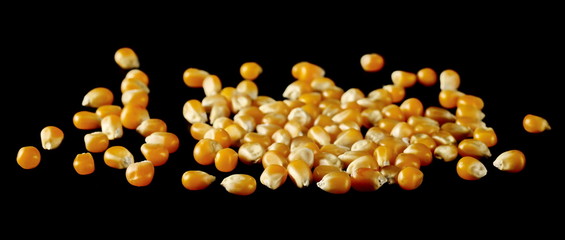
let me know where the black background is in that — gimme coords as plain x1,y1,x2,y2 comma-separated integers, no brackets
4,9,564,235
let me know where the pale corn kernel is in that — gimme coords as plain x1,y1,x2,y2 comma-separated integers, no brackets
261,112,287,127
345,155,378,175
114,47,139,70
410,133,437,150
121,89,149,108
310,77,336,91
209,103,231,123
203,128,232,148
181,170,216,191
338,151,371,168
289,147,315,168
190,122,213,140
240,62,263,80
360,108,384,128
254,95,276,106
391,70,417,88
455,117,487,130
73,111,101,130
439,69,461,91
287,159,313,188
284,120,305,138
319,144,350,157
433,144,458,162
237,106,264,125
341,101,363,111
255,123,282,138
523,114,551,133
193,138,223,165
321,103,342,117
73,152,95,175
260,164,288,190
441,122,472,141
307,125,331,146
212,116,234,129
341,88,365,104
238,142,266,165
259,101,290,115
439,89,465,109
324,125,341,143
271,128,292,145
234,113,256,133
221,174,257,196
380,165,401,184
236,80,259,100
215,148,239,172
424,106,456,124
493,150,526,173
350,139,378,154
313,152,343,169
40,126,64,150
145,131,180,153
124,69,149,86
333,128,363,149
137,118,167,137
95,105,122,119
140,143,169,167
456,156,487,180
302,103,321,122
183,99,208,124
82,87,114,108
202,94,229,112
317,171,351,194
458,139,492,158
120,104,150,130
312,165,342,182
321,86,344,100
125,160,154,187
267,142,291,157
183,67,210,88
431,130,457,145
84,131,109,153
101,114,123,140
412,123,440,135
390,122,414,139
103,146,134,169
241,132,271,148
382,84,406,103
403,143,433,167
350,168,388,192
283,80,312,100
288,107,313,128
473,127,498,147
373,145,395,167
364,126,387,143
202,75,222,97
121,78,150,94
407,116,439,127
16,146,41,169
357,98,386,110
224,123,246,146
262,150,290,168
367,88,393,105
289,136,316,152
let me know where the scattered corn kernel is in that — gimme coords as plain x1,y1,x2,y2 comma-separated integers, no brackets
220,174,257,196
350,167,388,192
456,156,487,180
101,114,123,140
17,146,41,169
240,62,263,80
215,148,239,172
523,114,551,133
82,87,114,108
493,150,526,173
473,127,497,147
145,131,180,154
73,111,101,130
84,131,109,153
439,69,460,90
120,104,150,130
391,70,417,88
317,171,351,194
433,144,458,162
125,160,154,187
73,152,95,175
114,47,139,70
140,143,169,167
417,67,437,87
40,126,64,150
457,139,492,158
396,166,424,190
136,118,167,137
287,159,313,188
260,164,288,190
103,146,134,169
183,68,210,88
360,53,385,72
182,170,216,190
193,138,223,165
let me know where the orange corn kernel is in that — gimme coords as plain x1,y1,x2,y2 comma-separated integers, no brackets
417,67,437,87
203,128,232,148
183,67,210,88
125,160,155,187
391,70,417,88
220,174,257,196
457,139,492,158
215,148,239,172
136,118,168,137
103,146,134,169
287,159,313,188
473,127,498,147
95,105,122,119
260,164,288,190
183,99,208,124
114,47,139,70
360,53,385,72
125,69,149,86
399,98,424,118
82,87,114,108
16,146,41,169
190,122,214,141
73,152,95,175
181,170,216,190
240,62,263,80
493,150,526,173
350,167,388,192
73,111,101,130
193,138,223,165
438,89,464,109
523,114,551,133
396,166,424,190
84,131,109,153
120,104,150,130
456,156,487,180
145,131,180,154
140,143,169,167
40,126,64,150
317,171,351,194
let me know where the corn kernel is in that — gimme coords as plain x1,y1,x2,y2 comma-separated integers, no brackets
95,105,122,119
125,160,154,187
287,159,313,188
360,53,385,72
202,75,222,97
417,67,437,87
103,146,134,169
124,69,149,86
193,138,223,165
292,61,325,82
457,94,484,110
136,118,168,137
114,47,139,70
403,143,433,167
82,87,114,108
140,143,169,167
262,150,290,168
73,111,101,130
121,77,150,93
458,139,492,158
382,84,406,103
120,104,150,130
260,164,288,190
456,156,487,180
441,122,472,141
84,131,109,153
380,165,401,184
183,67,210,88
215,147,239,172
373,145,395,167
203,128,232,148
101,114,123,140
523,114,551,133
181,170,216,190
424,106,456,125
493,150,526,173
145,131,180,154
73,152,95,175
350,167,388,192
121,89,149,108
221,174,257,196
433,144,458,162
40,126,64,150
345,155,378,175
439,69,460,91
317,171,351,194
391,70,417,88
473,127,497,147
399,98,424,118
396,166,424,190
240,62,263,81
16,146,41,169
438,89,464,109
190,122,213,141
183,99,208,124
394,153,421,169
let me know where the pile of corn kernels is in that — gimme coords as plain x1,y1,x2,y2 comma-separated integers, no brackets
16,47,551,195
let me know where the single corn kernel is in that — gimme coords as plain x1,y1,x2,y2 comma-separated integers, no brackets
381,104,405,121
183,67,210,88
239,142,266,165
103,146,134,169
410,133,437,150
212,116,235,129
73,152,95,175
202,75,222,97
288,107,313,128
220,174,257,196
84,131,109,153
202,94,229,112
292,61,325,82
380,165,401,184
125,69,149,86
73,111,101,130
360,53,385,72
458,139,492,158
493,150,526,173
193,138,223,165
224,123,246,145
457,94,484,110
365,126,387,143
399,98,424,118
101,114,123,140
231,92,253,114
120,104,150,130
203,128,232,148
456,105,485,120
307,126,331,147
190,122,214,140
322,86,345,100
236,80,259,100
181,170,216,190
523,114,551,133
240,62,263,80
317,171,351,194
234,113,256,133
425,106,456,125
473,127,498,147
374,145,395,167
283,80,313,100
441,122,472,141
310,77,336,92
333,128,363,149
382,84,406,103
140,143,169,167
241,132,271,149
287,159,313,188
256,123,282,138
183,99,208,124
268,142,291,156
390,122,414,139
136,118,167,137
433,144,458,162
396,166,424,190
394,153,421,169
438,89,464,109
120,77,150,93
417,67,437,87
114,47,139,70
145,131,180,154
214,148,239,172
403,143,433,167
40,126,64,150
439,69,461,90
367,88,393,105
455,117,487,131
262,150,290,168
121,89,149,108
289,146,315,168
125,160,154,187
431,130,457,145
350,167,388,192
95,105,122,119
82,87,114,108
391,70,417,88
378,136,408,156
345,155,378,175
260,164,288,190
456,156,487,180
16,146,41,169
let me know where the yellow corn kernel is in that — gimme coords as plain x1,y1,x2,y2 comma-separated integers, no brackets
299,93,323,108
457,94,484,110
283,80,313,100
212,116,235,129
338,151,370,168
73,152,95,175
312,165,341,182
456,156,487,180
441,122,472,141
125,69,149,86
221,174,257,196
114,47,139,70
284,119,306,138
396,166,424,190
360,107,384,129
140,143,169,167
431,130,457,145
238,142,266,165
410,133,437,150
240,62,263,81
203,127,233,149
262,150,290,168
101,115,123,140
96,105,122,119
287,159,313,188
458,139,492,158
254,95,275,107
256,124,282,138
367,88,393,106
380,165,401,184
310,77,336,91
125,160,154,187
417,67,437,87
121,89,149,108
456,105,485,120
438,89,464,109
378,136,408,156
40,126,64,150
259,101,290,116
364,126,387,143
394,153,421,169
382,84,406,103
391,70,417,88
189,122,213,141
260,164,288,190
183,67,210,88
120,104,150,130
209,102,231,124
193,138,223,165
473,127,497,147
321,86,345,100
350,167,388,192
268,142,291,157
399,98,424,118
433,144,458,162
403,143,433,167
202,94,229,112
331,108,362,126
390,122,414,139
145,131,180,154
103,146,134,169
439,69,461,91
317,171,351,194
412,123,440,135
215,148,239,172
82,87,114,108
292,61,325,82
136,118,167,138
183,99,208,124
261,112,287,127
181,170,216,190
120,77,150,94
407,115,439,127
84,131,109,153
16,146,41,169
307,125,331,147
320,144,349,157
373,145,395,167
288,107,314,128
236,80,259,100
424,106,456,125
350,139,378,154
313,152,343,169
340,88,364,104
523,114,551,133
345,155,378,175
224,123,246,145
493,150,526,173
333,128,363,149
381,104,405,121
289,146,315,168
231,92,253,113
360,53,385,72
73,111,101,130
455,117,487,131
234,113,256,133
202,75,222,97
